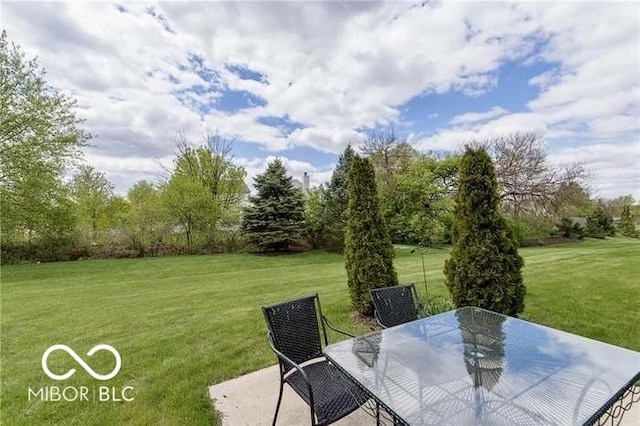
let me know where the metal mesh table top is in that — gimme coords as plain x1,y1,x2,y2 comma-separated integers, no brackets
324,307,640,425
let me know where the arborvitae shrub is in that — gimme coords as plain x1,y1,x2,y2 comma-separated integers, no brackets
444,147,525,316
345,155,398,315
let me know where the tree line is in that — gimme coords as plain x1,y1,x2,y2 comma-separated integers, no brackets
2,31,638,264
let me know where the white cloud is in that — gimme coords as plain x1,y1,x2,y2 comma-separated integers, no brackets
415,2,639,198
450,107,510,126
548,140,640,200
3,1,638,198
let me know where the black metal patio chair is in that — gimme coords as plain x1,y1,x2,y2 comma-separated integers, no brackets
262,294,372,426
370,283,427,329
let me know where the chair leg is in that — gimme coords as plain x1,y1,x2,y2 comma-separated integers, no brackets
310,405,316,426
375,401,380,426
272,381,284,426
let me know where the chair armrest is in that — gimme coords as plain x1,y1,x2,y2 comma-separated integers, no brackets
265,331,316,408
322,315,355,338
373,309,388,329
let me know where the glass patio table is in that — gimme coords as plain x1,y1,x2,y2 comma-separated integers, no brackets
324,307,640,425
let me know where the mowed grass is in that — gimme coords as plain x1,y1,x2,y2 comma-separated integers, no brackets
1,237,639,425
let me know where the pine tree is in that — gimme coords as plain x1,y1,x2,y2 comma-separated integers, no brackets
618,203,638,238
345,154,398,315
323,145,355,251
242,159,306,252
586,207,615,239
444,147,525,316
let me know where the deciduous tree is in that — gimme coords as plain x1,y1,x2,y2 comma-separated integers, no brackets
1,30,89,244
173,132,246,241
161,174,213,252
127,180,167,255
391,154,459,245
490,132,585,217
69,165,115,241
304,186,327,249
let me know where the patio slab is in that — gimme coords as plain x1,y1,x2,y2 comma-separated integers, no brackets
208,365,640,425
208,365,386,425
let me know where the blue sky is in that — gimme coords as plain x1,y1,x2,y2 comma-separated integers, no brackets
4,1,639,199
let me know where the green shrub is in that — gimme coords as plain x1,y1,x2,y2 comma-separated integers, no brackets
444,147,525,317
585,207,615,239
506,217,527,246
515,214,556,239
556,217,585,239
345,155,398,316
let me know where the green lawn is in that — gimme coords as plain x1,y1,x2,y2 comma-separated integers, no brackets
1,237,639,425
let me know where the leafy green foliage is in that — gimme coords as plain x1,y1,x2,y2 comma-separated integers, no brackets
323,145,355,251
444,147,525,316
388,154,459,245
551,181,593,218
173,134,247,243
345,155,398,315
505,217,527,246
0,30,89,246
510,214,557,240
304,186,327,249
127,180,168,255
69,165,116,241
242,158,306,252
162,174,214,252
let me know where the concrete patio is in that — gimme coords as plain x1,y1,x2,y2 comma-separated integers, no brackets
209,365,386,426
209,365,640,425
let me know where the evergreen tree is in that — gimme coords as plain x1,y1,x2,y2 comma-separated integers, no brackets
444,147,525,316
345,154,398,315
323,145,355,251
242,159,306,252
586,206,615,239
617,203,638,238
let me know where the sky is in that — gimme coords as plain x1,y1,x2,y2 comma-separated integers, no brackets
3,1,639,199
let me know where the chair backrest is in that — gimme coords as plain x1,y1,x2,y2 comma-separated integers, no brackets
262,294,325,371
370,284,419,328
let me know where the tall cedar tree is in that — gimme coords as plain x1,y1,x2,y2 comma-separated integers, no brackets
444,147,525,316
242,159,306,252
323,145,355,251
345,155,398,315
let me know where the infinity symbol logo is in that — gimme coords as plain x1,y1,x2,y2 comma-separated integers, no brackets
41,344,121,381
